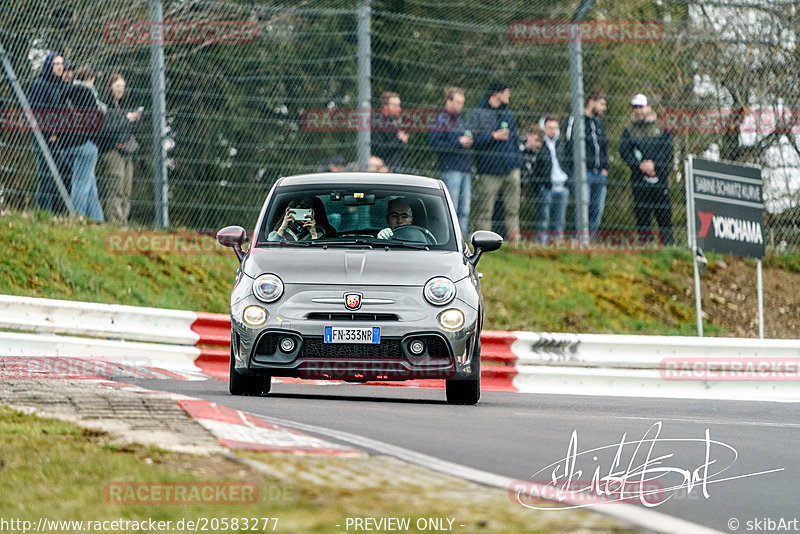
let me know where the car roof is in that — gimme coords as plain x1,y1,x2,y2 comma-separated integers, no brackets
277,172,443,189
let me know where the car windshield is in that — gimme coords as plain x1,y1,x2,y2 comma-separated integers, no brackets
256,185,458,251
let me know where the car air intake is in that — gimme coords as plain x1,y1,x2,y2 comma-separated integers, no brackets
305,312,399,321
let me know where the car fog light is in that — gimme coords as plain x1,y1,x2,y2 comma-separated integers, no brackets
280,337,296,353
409,340,425,355
437,309,465,331
242,305,267,327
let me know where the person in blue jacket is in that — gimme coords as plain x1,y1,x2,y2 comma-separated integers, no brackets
465,79,523,240
428,86,472,239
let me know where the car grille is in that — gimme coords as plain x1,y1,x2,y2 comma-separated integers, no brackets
305,312,399,321
301,337,402,359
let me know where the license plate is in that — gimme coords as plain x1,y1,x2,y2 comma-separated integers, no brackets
324,326,381,344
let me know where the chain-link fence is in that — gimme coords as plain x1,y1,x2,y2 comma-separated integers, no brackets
1,0,799,253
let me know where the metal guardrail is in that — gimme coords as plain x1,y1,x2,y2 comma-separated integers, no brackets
2,295,799,400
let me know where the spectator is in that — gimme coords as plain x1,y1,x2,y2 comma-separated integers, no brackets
565,91,608,237
619,94,674,245
520,126,548,232
429,86,472,239
465,79,523,241
29,52,67,213
319,155,346,172
536,114,570,243
59,66,104,221
96,74,141,226
372,91,410,174
62,63,75,84
368,155,389,173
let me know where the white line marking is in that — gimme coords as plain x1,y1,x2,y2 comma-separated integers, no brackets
509,413,800,428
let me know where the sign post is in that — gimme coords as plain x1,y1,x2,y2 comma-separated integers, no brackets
685,156,765,337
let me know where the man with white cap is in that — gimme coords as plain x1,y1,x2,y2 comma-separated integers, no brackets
619,93,674,245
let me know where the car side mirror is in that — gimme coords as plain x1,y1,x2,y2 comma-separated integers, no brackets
468,230,503,266
217,225,247,262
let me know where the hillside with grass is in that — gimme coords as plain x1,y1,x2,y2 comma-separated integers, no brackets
2,211,798,338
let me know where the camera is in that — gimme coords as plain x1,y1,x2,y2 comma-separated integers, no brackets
290,208,312,222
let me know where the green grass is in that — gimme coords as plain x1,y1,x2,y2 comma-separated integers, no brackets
478,246,726,334
1,210,792,334
0,211,238,312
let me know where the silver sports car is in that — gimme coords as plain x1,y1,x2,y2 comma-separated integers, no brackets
217,172,502,404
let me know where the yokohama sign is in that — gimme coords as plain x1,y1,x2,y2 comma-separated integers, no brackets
687,158,764,258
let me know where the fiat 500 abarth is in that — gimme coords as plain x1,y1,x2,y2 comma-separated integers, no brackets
217,173,502,404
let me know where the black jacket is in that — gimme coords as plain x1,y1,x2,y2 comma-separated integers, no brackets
619,112,672,187
521,146,551,192
464,96,523,175
94,99,138,153
28,52,65,141
57,82,102,149
564,113,608,173
372,113,410,174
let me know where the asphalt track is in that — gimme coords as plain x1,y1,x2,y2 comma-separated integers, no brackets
129,377,800,533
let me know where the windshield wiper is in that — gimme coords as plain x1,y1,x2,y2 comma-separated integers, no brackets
381,241,430,250
276,240,312,246
313,239,374,249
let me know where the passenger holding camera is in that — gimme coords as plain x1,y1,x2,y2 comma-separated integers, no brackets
269,197,334,241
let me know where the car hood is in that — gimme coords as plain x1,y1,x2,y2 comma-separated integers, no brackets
242,247,469,285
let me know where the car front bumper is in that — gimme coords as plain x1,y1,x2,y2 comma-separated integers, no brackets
230,283,480,381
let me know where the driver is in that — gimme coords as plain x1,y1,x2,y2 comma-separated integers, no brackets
377,197,413,239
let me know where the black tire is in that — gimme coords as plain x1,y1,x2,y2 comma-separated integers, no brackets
446,335,480,405
229,348,271,396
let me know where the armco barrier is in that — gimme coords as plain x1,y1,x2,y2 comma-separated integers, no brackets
2,295,800,400
0,295,519,388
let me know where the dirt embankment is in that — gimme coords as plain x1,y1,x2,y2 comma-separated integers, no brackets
672,257,800,338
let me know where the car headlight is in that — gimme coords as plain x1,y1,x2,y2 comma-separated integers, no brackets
423,277,456,306
437,309,465,331
242,305,268,327
252,274,284,303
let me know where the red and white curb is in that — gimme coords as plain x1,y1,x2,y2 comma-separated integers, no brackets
178,399,360,456
0,362,362,456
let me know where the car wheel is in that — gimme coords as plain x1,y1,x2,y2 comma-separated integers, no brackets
229,348,271,396
445,335,480,405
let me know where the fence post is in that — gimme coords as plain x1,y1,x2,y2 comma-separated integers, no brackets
357,0,372,172
149,0,169,228
0,39,75,215
569,0,595,241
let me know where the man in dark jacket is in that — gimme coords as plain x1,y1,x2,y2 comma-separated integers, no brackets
520,126,548,232
372,91,409,174
429,86,472,239
565,91,608,236
465,79,523,240
29,51,67,213
619,94,674,245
